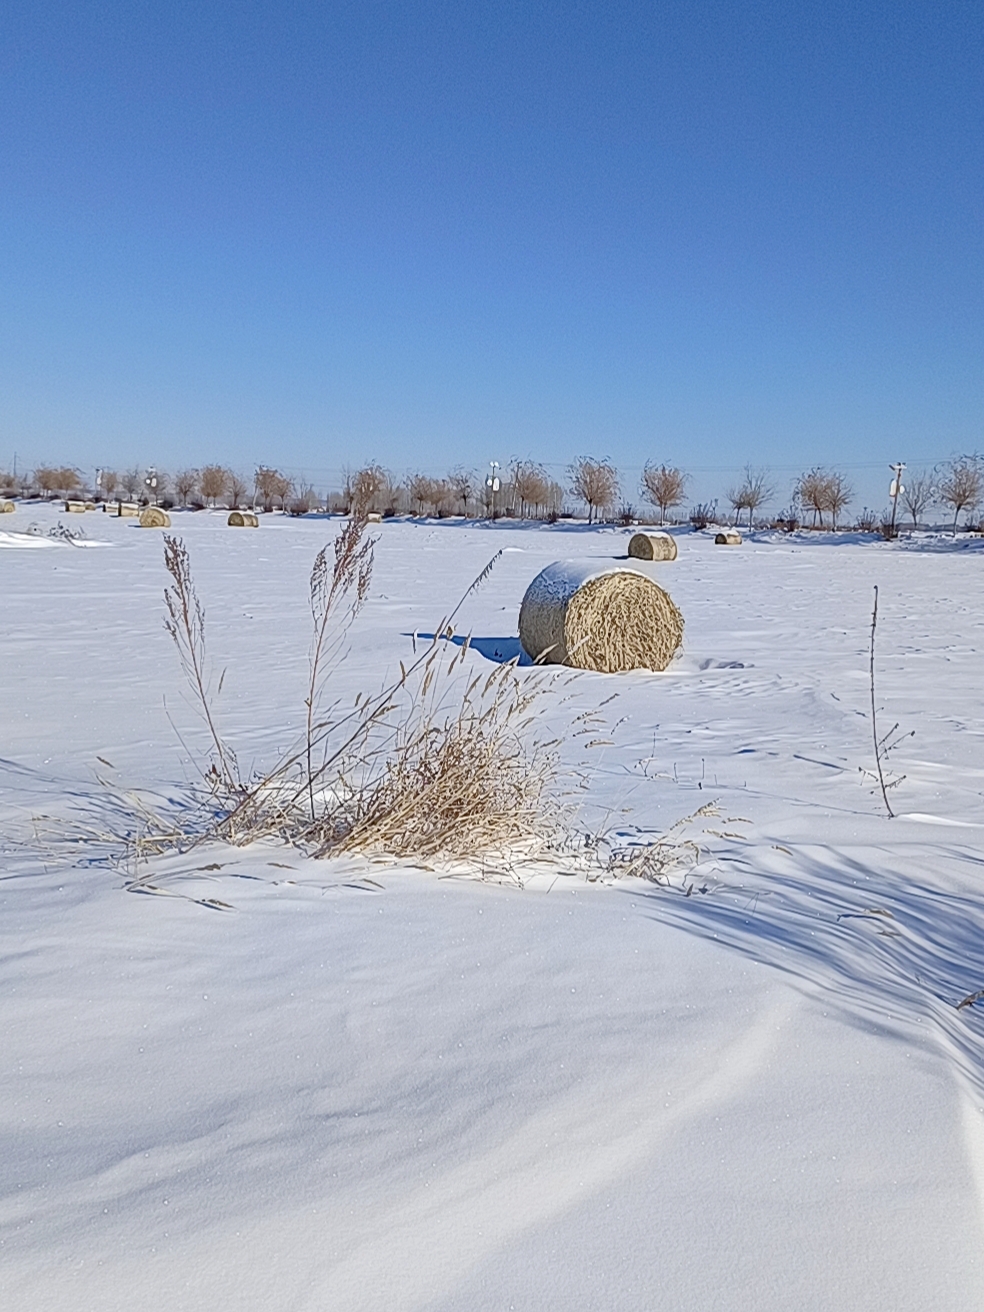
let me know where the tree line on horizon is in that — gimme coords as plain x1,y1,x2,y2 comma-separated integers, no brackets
2,455,983,534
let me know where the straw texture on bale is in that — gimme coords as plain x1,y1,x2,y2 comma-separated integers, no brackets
65,500,86,513
119,502,140,517
518,561,683,673
0,500,14,513
228,510,259,527
628,530,677,561
714,529,742,545
139,506,171,528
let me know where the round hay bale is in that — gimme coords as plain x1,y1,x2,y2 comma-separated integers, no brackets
227,510,258,527
628,530,677,561
714,529,742,545
0,500,15,513
518,561,683,673
138,505,171,528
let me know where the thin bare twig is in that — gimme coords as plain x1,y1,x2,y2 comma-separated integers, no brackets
869,585,894,818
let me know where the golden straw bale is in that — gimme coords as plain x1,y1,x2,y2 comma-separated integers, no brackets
119,502,140,517
65,500,86,513
0,500,14,513
139,505,171,528
227,510,259,527
628,530,677,561
518,561,683,673
714,529,742,545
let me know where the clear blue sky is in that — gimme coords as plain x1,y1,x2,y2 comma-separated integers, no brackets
1,0,980,505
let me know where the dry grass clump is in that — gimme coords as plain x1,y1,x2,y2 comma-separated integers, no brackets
714,529,741,545
140,517,563,875
139,506,171,528
305,654,557,861
628,530,677,561
519,562,683,672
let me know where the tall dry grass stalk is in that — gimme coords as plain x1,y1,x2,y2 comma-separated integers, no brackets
304,497,375,820
163,535,239,793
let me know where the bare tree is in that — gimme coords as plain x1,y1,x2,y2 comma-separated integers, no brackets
795,468,827,527
174,469,199,507
254,466,284,511
427,478,452,516
99,469,119,500
795,467,851,529
640,464,687,525
227,471,248,508
200,465,227,507
121,467,142,500
901,470,934,530
937,456,983,535
823,471,852,530
406,473,434,516
512,461,550,519
35,466,80,499
340,465,383,513
34,467,60,498
447,468,474,516
569,458,619,524
725,480,747,526
726,466,774,529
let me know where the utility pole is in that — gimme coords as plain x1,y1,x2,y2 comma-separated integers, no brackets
888,462,906,537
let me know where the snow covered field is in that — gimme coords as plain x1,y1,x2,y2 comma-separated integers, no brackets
4,504,984,1310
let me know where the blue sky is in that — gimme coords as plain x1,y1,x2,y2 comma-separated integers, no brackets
0,0,980,506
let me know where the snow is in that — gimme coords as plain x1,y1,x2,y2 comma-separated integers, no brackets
3,504,984,1309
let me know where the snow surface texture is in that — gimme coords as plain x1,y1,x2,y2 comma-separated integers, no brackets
3,506,984,1310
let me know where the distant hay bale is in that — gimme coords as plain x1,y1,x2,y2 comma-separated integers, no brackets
119,502,140,517
367,512,383,523
519,561,683,673
65,500,86,513
228,510,258,527
139,506,171,528
628,530,677,561
715,529,742,545
0,500,14,514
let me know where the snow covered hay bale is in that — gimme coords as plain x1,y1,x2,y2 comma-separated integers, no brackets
0,500,14,514
138,505,171,528
228,510,259,527
628,530,677,561
714,529,742,545
518,561,683,672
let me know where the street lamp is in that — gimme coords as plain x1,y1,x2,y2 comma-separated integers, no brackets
485,461,500,520
888,462,906,537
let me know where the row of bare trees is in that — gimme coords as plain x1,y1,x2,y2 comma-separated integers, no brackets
5,455,983,531
568,457,984,532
